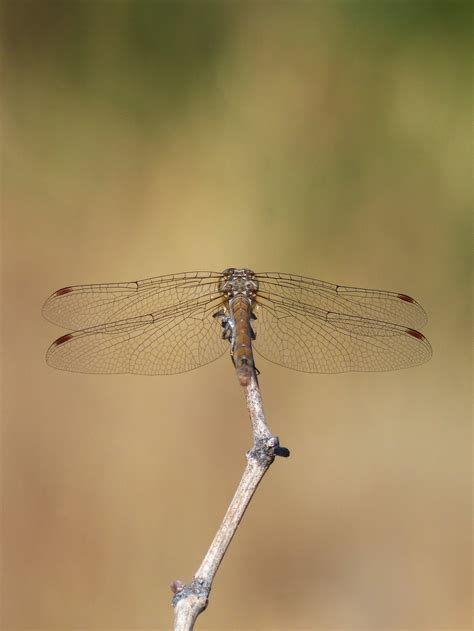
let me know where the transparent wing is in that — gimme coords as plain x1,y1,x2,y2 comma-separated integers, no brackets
43,271,223,330
255,272,428,330
253,296,432,373
46,298,229,375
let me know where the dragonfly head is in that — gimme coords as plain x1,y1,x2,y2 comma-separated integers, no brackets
219,268,258,299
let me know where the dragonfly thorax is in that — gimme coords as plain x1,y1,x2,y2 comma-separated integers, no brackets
219,268,259,300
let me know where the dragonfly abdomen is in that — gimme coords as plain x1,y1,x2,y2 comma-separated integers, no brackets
229,295,256,386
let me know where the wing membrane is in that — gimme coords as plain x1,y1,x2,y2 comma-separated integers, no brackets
253,296,432,373
256,272,428,330
46,298,228,375
43,271,222,330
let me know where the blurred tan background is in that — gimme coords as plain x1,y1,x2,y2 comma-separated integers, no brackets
2,2,471,630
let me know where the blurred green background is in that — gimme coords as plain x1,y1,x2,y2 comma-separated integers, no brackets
2,1,471,629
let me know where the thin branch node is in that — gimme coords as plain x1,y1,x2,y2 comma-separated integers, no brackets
172,577,210,609
248,435,290,466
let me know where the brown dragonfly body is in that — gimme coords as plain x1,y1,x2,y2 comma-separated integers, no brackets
214,268,259,386
43,267,432,385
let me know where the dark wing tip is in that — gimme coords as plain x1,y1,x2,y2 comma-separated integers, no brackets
406,328,426,341
406,328,432,364
53,286,74,297
398,293,429,328
53,333,74,347
46,333,75,368
43,287,74,321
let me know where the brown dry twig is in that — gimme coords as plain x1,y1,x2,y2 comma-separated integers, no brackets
172,372,289,630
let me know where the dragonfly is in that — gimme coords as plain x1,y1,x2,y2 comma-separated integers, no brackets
43,267,432,386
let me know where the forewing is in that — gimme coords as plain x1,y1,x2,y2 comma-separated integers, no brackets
256,272,428,330
253,297,432,373
43,271,222,330
46,299,229,375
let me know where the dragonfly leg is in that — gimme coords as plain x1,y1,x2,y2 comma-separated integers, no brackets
250,311,257,341
213,310,233,341
212,309,226,326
